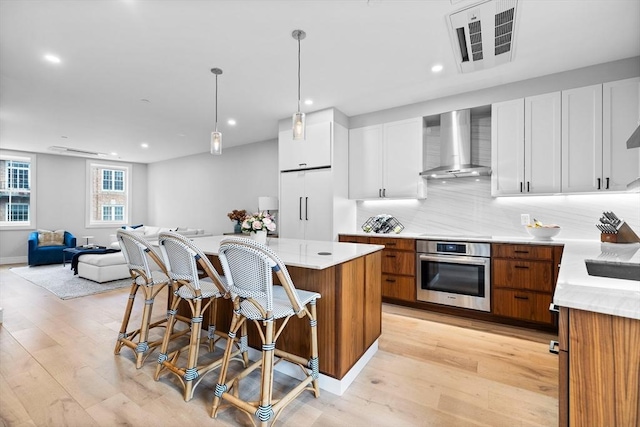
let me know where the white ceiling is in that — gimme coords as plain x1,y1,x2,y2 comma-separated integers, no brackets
1,0,639,164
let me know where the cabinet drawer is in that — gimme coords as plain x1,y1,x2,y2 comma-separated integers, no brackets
338,235,370,244
381,274,415,301
493,289,554,324
493,244,553,260
369,237,414,251
493,259,553,292
381,250,415,276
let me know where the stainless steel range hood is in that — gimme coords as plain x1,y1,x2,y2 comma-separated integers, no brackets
420,109,491,179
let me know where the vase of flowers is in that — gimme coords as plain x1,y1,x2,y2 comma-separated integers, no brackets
227,209,247,234
241,211,276,245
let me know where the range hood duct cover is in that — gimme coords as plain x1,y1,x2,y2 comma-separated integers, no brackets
421,109,491,179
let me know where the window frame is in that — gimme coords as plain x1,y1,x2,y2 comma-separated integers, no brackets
0,151,37,230
86,160,131,228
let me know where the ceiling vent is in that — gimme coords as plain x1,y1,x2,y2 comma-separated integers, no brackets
447,0,519,73
48,146,108,157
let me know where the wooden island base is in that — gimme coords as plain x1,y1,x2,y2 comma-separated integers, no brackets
197,249,382,395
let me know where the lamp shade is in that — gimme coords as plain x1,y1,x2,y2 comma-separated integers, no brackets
258,196,279,212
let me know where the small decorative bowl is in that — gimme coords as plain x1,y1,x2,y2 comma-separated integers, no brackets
526,226,561,240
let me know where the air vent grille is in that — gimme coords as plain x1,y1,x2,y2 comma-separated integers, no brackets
468,20,484,61
48,146,108,157
494,7,515,55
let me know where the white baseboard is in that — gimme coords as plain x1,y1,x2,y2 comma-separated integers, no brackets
0,256,27,265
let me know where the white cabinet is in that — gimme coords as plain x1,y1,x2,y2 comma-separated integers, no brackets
279,121,332,171
491,92,561,196
279,169,333,241
561,84,604,193
603,77,640,191
349,117,424,199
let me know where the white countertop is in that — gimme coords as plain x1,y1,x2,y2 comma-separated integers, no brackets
342,231,566,246
554,241,640,320
191,235,384,270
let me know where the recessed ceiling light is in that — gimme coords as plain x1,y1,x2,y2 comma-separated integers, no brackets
141,143,149,148
431,64,443,73
111,152,118,156
44,54,61,64
227,119,236,126
304,99,313,105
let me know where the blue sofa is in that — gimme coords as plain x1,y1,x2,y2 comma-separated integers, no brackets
28,231,77,266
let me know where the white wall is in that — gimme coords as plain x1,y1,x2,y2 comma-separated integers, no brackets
146,139,278,235
0,151,148,264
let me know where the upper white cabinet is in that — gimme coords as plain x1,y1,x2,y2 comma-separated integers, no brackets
491,92,561,196
561,84,604,193
279,121,332,171
603,77,640,191
349,117,424,199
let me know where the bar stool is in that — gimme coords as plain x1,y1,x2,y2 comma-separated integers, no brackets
114,229,185,368
211,237,321,426
155,231,249,402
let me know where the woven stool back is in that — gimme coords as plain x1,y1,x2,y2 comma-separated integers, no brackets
117,229,165,282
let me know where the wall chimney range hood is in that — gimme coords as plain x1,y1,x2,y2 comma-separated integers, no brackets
421,109,491,179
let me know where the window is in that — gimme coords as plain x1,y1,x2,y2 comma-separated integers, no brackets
86,161,131,227
0,153,36,228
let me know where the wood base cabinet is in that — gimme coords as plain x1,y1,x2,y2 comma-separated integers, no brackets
492,243,563,326
559,307,640,426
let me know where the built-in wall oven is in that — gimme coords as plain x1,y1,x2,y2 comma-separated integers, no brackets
416,240,491,312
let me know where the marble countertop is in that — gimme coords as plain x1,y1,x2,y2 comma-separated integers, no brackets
190,235,384,270
554,241,640,320
341,231,566,246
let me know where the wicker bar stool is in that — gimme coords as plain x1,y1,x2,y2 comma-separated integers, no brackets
155,231,249,402
114,229,186,368
211,237,321,426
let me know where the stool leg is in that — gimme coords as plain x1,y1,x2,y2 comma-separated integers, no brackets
183,297,204,402
207,297,218,353
309,300,320,397
257,318,275,426
155,293,181,381
211,303,243,418
134,285,154,368
114,280,138,355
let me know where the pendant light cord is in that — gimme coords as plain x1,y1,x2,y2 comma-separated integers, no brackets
215,74,219,131
297,36,301,113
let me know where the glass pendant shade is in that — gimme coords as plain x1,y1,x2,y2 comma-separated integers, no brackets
210,131,222,155
292,111,306,141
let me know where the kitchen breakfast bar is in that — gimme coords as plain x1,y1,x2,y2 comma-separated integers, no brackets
190,235,384,396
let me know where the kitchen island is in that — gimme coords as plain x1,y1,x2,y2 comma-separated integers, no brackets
553,241,640,426
191,235,384,396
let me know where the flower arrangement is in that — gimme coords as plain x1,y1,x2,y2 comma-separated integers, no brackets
227,209,247,223
241,211,276,234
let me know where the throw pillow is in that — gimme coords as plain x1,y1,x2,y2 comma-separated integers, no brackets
38,230,65,246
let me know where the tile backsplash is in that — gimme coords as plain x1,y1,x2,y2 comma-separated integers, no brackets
356,176,640,240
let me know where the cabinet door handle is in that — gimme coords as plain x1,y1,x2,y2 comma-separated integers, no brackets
305,197,308,220
383,188,386,197
299,197,302,220
597,177,601,189
606,177,610,189
514,295,529,300
385,278,396,283
549,340,559,354
378,189,382,198
514,265,529,269
520,182,523,193
527,181,530,192
299,163,307,168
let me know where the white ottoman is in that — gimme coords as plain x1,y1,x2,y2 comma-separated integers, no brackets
77,251,130,283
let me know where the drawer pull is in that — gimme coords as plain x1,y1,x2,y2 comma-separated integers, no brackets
386,243,397,246
386,255,397,258
549,340,559,354
385,279,396,283
514,265,529,269
514,250,529,254
514,295,529,300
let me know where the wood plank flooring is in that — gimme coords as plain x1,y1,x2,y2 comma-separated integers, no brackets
0,264,558,426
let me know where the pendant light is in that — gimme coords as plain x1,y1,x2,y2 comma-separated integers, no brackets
210,67,223,155
291,29,306,141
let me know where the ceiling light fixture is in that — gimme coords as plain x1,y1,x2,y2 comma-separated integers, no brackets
227,119,236,126
431,64,443,73
44,54,61,64
304,99,313,106
210,67,223,155
292,29,306,141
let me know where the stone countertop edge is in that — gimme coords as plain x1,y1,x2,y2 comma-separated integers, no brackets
187,235,384,270
341,231,577,246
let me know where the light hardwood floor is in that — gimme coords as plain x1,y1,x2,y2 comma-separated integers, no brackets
0,264,558,426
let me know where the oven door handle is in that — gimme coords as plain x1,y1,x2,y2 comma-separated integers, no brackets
418,254,489,266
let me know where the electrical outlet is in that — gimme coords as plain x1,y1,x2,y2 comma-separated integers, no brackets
521,214,530,226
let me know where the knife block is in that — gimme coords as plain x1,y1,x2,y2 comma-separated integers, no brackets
600,222,640,243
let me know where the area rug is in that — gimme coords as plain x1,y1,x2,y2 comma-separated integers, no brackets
10,264,131,300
